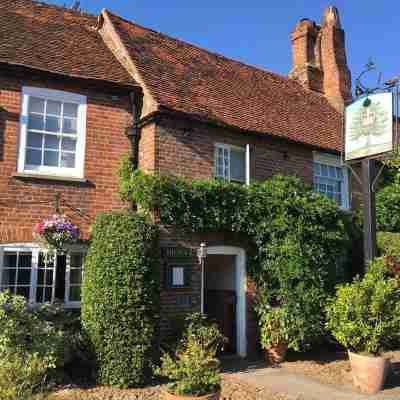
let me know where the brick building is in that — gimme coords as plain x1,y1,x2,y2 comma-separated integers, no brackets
0,1,354,357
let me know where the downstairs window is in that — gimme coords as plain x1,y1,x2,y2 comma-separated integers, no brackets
0,246,85,308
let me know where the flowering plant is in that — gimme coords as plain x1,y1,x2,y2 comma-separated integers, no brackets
34,214,80,252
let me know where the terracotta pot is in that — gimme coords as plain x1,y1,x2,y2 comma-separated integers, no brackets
348,351,390,394
264,344,288,364
162,390,220,400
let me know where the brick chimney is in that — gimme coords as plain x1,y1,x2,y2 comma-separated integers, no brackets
289,6,352,111
289,19,323,93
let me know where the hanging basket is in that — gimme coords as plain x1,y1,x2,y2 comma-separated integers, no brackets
33,214,80,253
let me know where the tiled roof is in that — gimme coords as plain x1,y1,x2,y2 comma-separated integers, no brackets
0,0,136,87
107,11,343,152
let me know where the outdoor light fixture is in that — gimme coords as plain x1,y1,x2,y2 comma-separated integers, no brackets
197,242,207,264
197,243,207,314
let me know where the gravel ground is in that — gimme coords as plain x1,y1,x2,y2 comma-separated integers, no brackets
47,376,295,400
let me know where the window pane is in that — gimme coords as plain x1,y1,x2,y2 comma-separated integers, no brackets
19,253,32,269
64,103,78,118
313,162,321,175
44,287,52,302
172,267,184,286
69,286,81,302
337,168,344,179
61,137,76,152
26,149,42,166
320,164,328,176
70,254,84,268
4,253,17,268
27,132,43,148
1,269,16,286
45,270,54,286
230,149,245,182
36,287,44,303
44,151,59,167
328,166,336,178
29,97,45,114
61,152,75,168
47,100,62,116
17,269,31,285
44,135,60,150
45,116,60,133
63,118,77,134
70,269,82,285
37,269,45,285
28,114,44,130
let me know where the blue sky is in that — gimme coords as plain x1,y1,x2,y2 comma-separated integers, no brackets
45,1,399,90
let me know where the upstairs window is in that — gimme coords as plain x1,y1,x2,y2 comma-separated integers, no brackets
0,245,85,308
313,154,349,209
214,143,246,183
18,87,87,178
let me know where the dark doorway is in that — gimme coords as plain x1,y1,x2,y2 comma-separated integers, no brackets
204,255,237,354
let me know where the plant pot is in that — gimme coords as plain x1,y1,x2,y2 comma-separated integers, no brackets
264,344,288,364
348,351,390,394
162,390,220,400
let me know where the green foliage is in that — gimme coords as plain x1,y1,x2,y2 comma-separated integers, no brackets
376,182,400,232
81,212,160,388
377,231,400,257
326,257,400,355
0,352,48,400
156,314,225,396
119,167,353,350
0,292,79,399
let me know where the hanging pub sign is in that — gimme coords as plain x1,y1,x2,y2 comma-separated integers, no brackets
345,92,393,161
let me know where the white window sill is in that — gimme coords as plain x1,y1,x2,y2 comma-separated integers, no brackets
14,172,90,185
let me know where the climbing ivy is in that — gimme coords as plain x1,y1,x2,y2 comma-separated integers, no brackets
119,157,357,349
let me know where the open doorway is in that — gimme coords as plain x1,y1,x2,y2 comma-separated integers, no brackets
203,246,247,357
205,255,237,354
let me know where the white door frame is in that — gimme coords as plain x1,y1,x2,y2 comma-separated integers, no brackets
205,246,247,358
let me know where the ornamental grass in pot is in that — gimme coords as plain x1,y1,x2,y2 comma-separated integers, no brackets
157,313,226,400
326,257,400,394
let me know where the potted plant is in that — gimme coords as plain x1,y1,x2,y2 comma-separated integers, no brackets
258,306,289,364
326,257,400,394
34,214,80,253
257,290,326,365
157,313,225,400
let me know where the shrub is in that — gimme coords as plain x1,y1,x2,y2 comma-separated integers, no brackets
377,231,400,257
157,314,225,396
376,182,400,232
0,292,79,399
81,212,160,388
0,292,65,367
0,352,48,400
326,257,400,355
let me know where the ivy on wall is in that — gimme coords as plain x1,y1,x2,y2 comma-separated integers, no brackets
119,157,358,348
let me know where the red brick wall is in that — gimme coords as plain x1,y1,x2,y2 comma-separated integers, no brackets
0,71,132,243
153,115,314,184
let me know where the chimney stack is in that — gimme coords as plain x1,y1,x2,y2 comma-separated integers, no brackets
289,6,352,111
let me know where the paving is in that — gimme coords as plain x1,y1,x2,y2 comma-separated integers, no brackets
222,358,399,400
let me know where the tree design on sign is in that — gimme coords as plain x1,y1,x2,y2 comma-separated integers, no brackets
350,99,390,148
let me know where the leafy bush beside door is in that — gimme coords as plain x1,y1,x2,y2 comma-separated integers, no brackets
81,212,160,388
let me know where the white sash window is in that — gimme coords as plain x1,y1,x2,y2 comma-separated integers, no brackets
214,143,247,183
18,87,87,179
0,245,85,308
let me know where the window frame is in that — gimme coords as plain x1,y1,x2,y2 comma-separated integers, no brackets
214,143,247,183
18,87,87,179
166,263,192,289
0,244,85,308
313,153,350,210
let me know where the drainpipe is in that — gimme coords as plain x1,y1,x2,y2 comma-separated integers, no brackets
245,144,251,186
125,91,143,169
